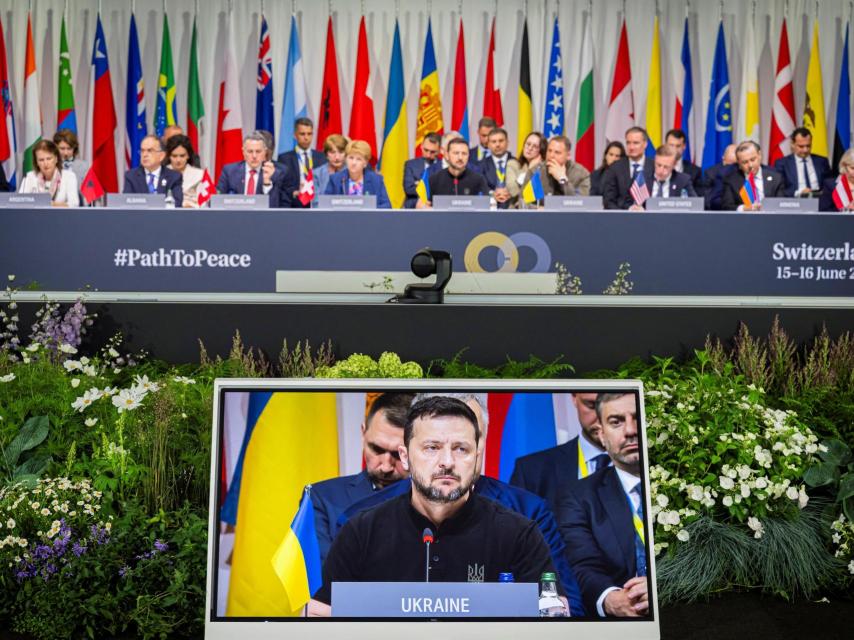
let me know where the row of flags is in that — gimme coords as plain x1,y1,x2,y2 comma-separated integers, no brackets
0,12,851,206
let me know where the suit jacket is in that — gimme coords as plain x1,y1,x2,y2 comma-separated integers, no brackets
123,166,183,207
602,156,656,209
510,437,580,518
309,470,376,566
403,157,434,208
215,161,295,208
337,475,585,615
703,163,737,210
480,155,516,209
590,167,607,196
720,166,786,210
324,168,391,209
276,148,327,209
538,162,592,197
679,160,706,195
0,164,9,192
773,153,832,196
643,169,698,202
557,466,643,615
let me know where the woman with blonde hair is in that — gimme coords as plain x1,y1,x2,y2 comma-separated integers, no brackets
19,139,79,206
324,139,391,208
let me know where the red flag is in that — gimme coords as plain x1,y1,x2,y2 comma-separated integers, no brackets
348,17,376,162
80,165,105,204
605,20,634,144
769,19,796,166
482,17,503,126
215,17,243,182
297,166,314,205
90,15,118,193
451,19,469,141
317,17,342,149
197,169,216,207
833,175,852,211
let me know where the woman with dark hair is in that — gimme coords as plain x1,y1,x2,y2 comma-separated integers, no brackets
507,131,546,208
590,142,626,196
19,139,79,206
164,134,205,208
53,129,88,189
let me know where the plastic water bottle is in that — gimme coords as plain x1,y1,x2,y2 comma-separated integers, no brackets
680,188,688,198
488,190,497,210
164,191,175,209
538,572,568,617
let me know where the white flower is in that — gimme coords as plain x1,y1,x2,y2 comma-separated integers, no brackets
59,343,77,354
740,484,752,498
832,533,842,544
71,388,102,413
132,375,159,394
5,518,14,529
0,373,14,383
173,376,196,385
40,508,50,516
786,487,799,501
26,343,40,352
656,494,669,508
719,476,735,490
108,348,119,358
755,477,768,489
798,488,809,509
63,359,81,372
82,364,98,377
70,378,80,388
112,388,144,413
676,529,690,542
688,485,704,501
848,560,854,575
84,417,98,427
747,516,764,539
80,356,90,365
722,496,734,507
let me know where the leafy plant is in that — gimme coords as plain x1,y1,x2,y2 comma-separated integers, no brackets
1,416,51,485
805,439,854,521
429,351,574,379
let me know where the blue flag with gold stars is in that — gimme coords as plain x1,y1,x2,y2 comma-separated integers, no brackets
701,22,732,170
543,16,563,137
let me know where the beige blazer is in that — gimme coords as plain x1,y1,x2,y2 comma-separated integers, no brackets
174,164,206,208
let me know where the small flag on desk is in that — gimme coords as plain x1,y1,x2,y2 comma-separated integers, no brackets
739,172,759,208
415,165,430,203
630,171,650,206
832,175,852,211
197,169,215,207
298,166,314,206
80,166,105,205
522,170,544,205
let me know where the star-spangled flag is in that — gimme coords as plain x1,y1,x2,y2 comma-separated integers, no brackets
543,16,563,137
832,175,852,211
629,170,650,206
255,15,274,136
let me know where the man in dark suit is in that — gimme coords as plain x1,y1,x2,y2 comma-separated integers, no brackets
470,116,496,163
308,392,414,565
665,128,705,195
276,117,327,209
511,393,609,517
703,143,737,210
479,127,514,209
402,132,441,208
638,144,697,209
558,392,649,618
602,127,655,209
773,127,832,197
721,140,786,211
216,130,295,207
123,134,183,206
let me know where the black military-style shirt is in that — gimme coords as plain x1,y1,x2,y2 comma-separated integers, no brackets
314,490,557,605
428,167,489,199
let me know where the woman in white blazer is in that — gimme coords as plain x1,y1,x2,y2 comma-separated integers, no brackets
165,134,205,208
19,140,79,206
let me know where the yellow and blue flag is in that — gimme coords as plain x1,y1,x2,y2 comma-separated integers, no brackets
272,487,323,610
379,20,408,208
645,15,662,157
522,169,544,204
415,164,430,203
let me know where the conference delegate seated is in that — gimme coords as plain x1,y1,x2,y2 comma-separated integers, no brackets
665,129,705,195
164,134,206,208
416,138,489,208
403,132,441,208
217,131,294,207
277,117,327,209
53,129,88,190
774,127,831,197
602,127,655,209
19,139,80,206
480,127,514,209
629,145,696,211
818,149,854,211
703,144,737,210
324,139,391,208
589,142,625,196
507,131,546,207
720,141,786,211
313,134,348,204
539,135,591,197
123,134,183,206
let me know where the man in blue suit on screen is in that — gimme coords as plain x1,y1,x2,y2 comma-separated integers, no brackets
558,392,650,618
510,392,610,517
308,392,414,565
123,134,183,206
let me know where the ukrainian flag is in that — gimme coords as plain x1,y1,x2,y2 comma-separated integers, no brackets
225,392,339,616
415,165,430,203
522,170,544,205
379,21,408,208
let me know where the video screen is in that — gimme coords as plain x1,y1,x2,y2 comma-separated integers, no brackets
207,382,657,633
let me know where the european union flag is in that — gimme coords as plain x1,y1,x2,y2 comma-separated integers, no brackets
701,22,732,170
543,17,563,138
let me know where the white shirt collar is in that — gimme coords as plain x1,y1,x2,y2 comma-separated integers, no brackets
578,432,606,465
615,466,642,497
494,153,509,165
145,167,161,179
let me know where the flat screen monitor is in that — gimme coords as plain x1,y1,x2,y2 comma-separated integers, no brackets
206,379,660,639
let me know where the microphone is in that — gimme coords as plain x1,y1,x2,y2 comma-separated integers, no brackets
422,527,434,582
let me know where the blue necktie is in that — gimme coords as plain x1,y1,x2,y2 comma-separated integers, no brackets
632,484,647,577
147,172,156,194
591,453,610,473
631,162,641,180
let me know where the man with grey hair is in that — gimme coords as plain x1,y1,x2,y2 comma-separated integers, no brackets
721,140,785,211
122,134,183,205
216,130,296,207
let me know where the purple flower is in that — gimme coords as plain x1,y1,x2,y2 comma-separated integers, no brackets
33,544,52,560
153,539,168,553
118,565,129,578
72,541,87,557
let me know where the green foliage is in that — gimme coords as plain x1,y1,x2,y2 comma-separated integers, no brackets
316,351,423,378
805,439,854,521
429,351,574,379
1,415,51,485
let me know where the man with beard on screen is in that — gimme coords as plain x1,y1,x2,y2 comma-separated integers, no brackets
310,396,560,615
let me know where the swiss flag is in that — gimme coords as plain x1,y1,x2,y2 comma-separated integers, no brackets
197,169,216,207
80,166,105,205
297,166,315,206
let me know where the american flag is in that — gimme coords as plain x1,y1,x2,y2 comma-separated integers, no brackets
832,175,852,211
630,170,650,206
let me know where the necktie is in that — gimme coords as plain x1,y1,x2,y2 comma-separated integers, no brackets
247,169,257,195
802,158,813,190
657,180,665,198
590,453,610,473
147,172,156,194
631,163,641,180
631,484,647,577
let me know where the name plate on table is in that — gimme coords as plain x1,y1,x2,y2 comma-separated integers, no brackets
432,195,491,211
544,195,603,210
315,194,377,210
106,193,166,209
332,582,539,618
646,197,705,212
208,194,269,210
762,197,819,213
0,193,52,208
